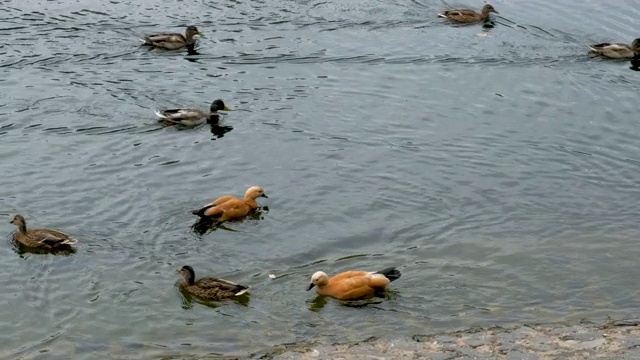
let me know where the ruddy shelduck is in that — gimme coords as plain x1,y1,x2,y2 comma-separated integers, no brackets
191,186,268,222
306,267,401,300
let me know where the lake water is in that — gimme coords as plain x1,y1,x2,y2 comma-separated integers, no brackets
2,0,640,358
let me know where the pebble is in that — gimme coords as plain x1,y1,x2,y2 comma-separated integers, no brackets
271,322,640,360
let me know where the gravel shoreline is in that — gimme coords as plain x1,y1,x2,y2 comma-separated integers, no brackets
268,319,640,360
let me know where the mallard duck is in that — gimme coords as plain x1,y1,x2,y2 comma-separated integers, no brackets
176,265,248,300
589,38,640,59
10,214,77,250
438,4,499,23
141,25,203,50
192,186,268,222
155,99,232,126
307,267,401,301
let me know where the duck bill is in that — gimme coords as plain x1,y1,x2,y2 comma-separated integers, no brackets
197,32,205,37
261,194,269,198
223,106,232,111
306,283,315,291
175,269,182,274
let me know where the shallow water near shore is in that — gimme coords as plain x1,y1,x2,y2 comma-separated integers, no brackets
2,0,640,358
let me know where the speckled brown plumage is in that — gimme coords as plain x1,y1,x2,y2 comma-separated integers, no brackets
439,4,499,23
10,214,77,250
176,265,248,300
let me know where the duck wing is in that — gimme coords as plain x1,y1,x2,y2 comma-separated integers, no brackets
196,277,248,295
33,229,76,247
143,33,186,44
191,196,235,216
156,108,207,121
440,9,479,21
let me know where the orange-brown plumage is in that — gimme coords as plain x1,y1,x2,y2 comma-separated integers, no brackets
192,186,268,222
307,267,401,301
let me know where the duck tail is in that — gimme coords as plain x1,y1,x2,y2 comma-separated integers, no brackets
154,110,168,119
438,13,447,18
63,237,78,245
235,286,249,296
191,204,219,217
376,267,401,282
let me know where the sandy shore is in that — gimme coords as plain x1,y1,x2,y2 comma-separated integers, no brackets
268,319,640,360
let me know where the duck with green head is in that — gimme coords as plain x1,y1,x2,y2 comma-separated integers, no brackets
155,99,232,126
589,38,640,59
142,25,204,50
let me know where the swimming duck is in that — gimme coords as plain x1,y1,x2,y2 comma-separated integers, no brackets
10,214,77,250
438,4,499,23
155,99,232,126
589,38,640,59
192,186,268,222
176,265,249,300
307,267,401,301
142,25,203,50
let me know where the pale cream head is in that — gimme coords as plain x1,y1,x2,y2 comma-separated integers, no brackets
245,186,268,200
311,271,329,287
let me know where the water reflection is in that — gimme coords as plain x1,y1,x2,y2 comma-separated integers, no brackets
8,236,77,257
307,291,395,311
191,207,269,235
209,124,233,139
631,54,640,70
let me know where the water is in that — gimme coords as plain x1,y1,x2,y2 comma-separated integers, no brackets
2,0,640,357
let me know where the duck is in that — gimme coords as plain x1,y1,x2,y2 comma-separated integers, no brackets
438,4,499,23
192,186,268,222
141,25,203,50
10,214,77,250
306,267,401,301
589,38,640,59
155,99,232,126
176,265,248,300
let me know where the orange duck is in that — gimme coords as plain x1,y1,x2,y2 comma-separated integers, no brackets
192,186,268,222
306,267,401,300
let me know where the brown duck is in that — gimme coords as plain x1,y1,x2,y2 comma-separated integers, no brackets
191,186,268,222
307,267,401,301
176,265,249,300
439,4,499,23
589,38,640,59
141,25,203,50
10,214,77,250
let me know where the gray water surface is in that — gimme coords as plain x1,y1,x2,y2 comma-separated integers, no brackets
2,0,640,358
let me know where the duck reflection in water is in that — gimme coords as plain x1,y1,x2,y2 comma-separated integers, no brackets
191,206,269,235
209,123,233,139
631,53,640,71
185,44,200,61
